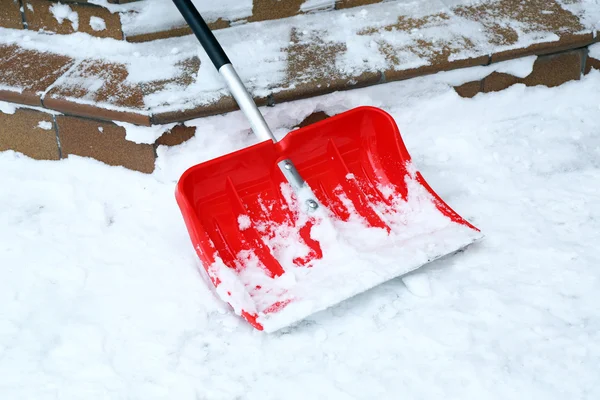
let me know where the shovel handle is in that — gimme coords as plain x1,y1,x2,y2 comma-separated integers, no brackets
171,0,230,70
171,0,276,143
172,0,316,207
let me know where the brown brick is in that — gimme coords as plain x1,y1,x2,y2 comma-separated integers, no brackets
585,49,600,74
450,0,594,63
491,32,594,63
44,97,152,126
454,0,590,57
43,59,151,125
273,70,382,104
250,0,303,22
0,107,59,160
125,26,193,43
56,115,155,173
155,124,196,147
454,80,483,98
23,0,123,40
45,56,203,125
125,19,229,43
0,0,24,29
359,12,490,83
295,111,331,128
152,95,258,125
521,50,583,87
274,27,381,103
482,72,521,93
385,54,489,83
335,0,382,10
484,49,584,92
0,44,74,106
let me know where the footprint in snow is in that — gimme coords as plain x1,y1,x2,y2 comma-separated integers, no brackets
401,272,432,298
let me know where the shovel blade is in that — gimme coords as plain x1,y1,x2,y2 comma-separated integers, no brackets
176,106,482,332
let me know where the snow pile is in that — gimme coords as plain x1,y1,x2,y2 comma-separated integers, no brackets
0,101,17,114
113,121,176,144
89,16,107,32
49,3,79,31
36,121,53,130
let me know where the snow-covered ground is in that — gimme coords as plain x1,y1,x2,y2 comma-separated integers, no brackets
1,69,600,399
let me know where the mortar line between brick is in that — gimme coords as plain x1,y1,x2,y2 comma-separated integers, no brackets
581,46,589,76
17,0,28,29
40,60,81,109
53,114,63,159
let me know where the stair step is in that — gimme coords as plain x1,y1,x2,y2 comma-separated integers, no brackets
0,0,398,42
0,0,598,128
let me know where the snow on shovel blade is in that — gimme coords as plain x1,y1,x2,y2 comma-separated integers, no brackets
175,106,482,332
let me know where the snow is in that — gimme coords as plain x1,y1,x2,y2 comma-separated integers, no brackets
238,214,251,230
113,121,176,144
0,101,61,116
49,3,79,31
0,101,17,114
2,57,600,399
300,0,335,13
590,42,600,59
401,270,432,297
36,121,53,130
493,55,537,78
89,16,107,32
114,0,253,37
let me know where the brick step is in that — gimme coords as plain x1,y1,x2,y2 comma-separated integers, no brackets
2,44,600,174
1,0,598,128
0,0,396,42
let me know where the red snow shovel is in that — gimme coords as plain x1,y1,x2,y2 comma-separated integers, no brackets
173,0,482,332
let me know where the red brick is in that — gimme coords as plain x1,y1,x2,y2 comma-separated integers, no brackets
491,33,594,63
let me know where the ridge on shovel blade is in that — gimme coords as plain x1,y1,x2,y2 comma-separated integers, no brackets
176,106,482,332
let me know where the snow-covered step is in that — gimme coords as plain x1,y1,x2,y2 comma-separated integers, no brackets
21,0,125,40
115,0,397,42
1,0,398,42
0,44,599,173
0,0,598,131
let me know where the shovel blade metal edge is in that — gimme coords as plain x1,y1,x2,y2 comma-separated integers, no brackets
175,106,482,332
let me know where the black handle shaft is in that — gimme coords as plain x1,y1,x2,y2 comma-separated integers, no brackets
172,0,231,70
